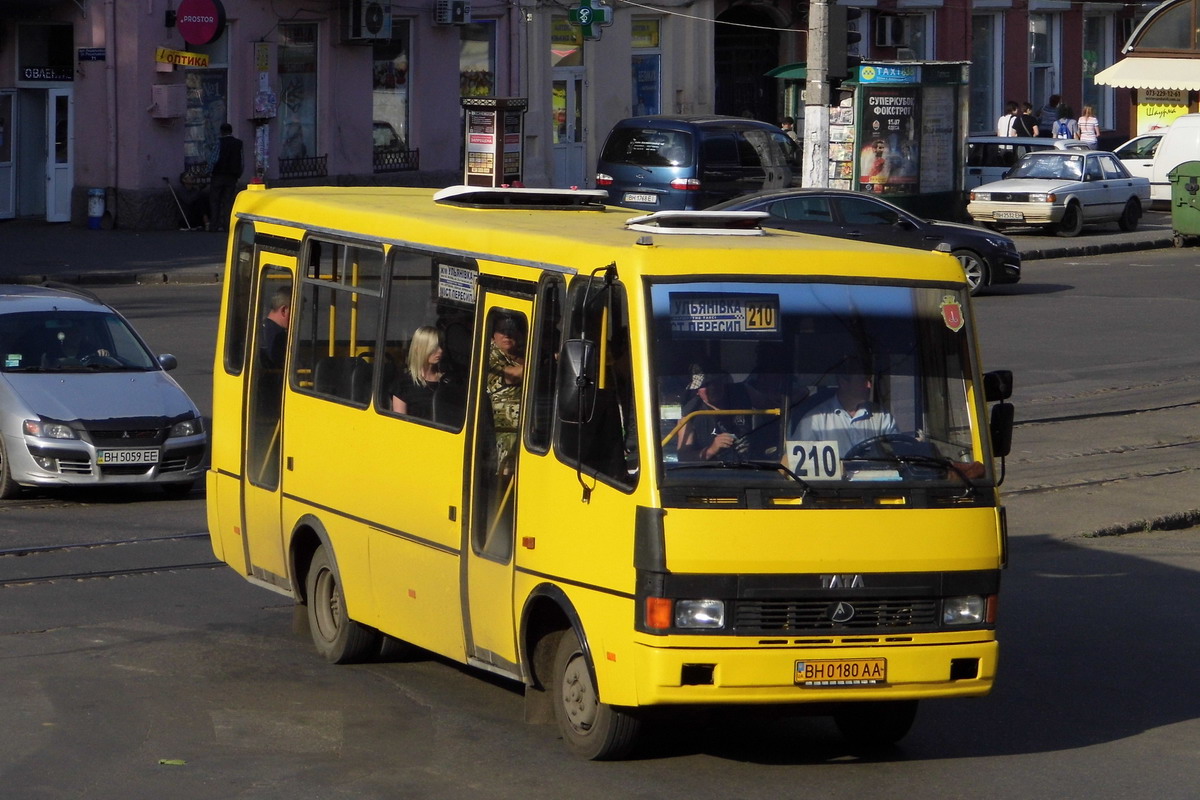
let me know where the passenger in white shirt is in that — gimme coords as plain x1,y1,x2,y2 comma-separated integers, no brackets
792,359,897,454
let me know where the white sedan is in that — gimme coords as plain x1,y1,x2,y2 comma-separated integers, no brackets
967,150,1151,237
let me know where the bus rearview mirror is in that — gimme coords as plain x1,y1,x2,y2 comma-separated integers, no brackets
557,338,598,424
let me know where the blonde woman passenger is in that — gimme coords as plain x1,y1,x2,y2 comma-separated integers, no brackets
391,325,449,419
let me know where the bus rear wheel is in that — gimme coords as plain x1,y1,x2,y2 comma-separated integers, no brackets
833,700,919,748
551,630,641,760
305,545,380,664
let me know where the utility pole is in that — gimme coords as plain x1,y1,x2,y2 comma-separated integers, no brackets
802,0,830,187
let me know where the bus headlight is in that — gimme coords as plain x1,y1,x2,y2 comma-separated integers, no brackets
943,595,985,625
675,599,725,629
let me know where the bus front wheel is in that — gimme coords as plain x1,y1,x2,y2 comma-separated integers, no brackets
551,630,641,760
305,545,380,664
833,699,919,748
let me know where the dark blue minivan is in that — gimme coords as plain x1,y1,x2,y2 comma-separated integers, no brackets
596,116,796,211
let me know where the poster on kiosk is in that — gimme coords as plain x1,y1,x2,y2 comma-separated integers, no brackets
833,62,969,219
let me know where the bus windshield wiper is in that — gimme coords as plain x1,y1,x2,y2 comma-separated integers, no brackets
666,458,813,494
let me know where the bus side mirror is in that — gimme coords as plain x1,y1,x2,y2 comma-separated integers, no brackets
990,401,1014,458
983,370,1012,402
557,338,598,424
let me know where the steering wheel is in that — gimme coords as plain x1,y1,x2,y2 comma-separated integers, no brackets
844,432,924,460
80,353,123,367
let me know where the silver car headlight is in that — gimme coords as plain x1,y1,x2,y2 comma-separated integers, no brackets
24,419,77,439
169,417,204,438
943,595,986,625
970,191,990,201
1028,193,1057,203
675,599,726,629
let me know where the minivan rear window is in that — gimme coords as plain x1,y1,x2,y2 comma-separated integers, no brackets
600,128,695,167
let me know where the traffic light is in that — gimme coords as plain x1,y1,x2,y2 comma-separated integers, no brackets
828,5,863,84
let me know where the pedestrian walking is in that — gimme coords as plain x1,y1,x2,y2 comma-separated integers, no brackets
208,123,244,233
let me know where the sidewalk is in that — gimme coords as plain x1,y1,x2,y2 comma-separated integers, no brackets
0,209,1179,287
0,220,227,286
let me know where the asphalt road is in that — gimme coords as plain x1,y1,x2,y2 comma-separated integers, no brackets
2,250,1199,798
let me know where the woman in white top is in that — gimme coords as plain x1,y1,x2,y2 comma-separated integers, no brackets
1077,105,1100,149
995,101,1019,137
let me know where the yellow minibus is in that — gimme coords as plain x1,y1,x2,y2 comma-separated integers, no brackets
207,184,1014,759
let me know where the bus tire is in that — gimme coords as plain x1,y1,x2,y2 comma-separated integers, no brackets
305,545,380,664
551,630,641,760
833,700,919,748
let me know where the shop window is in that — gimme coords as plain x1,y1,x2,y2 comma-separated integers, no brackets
279,23,319,161
632,19,661,115
461,22,496,97
373,18,414,169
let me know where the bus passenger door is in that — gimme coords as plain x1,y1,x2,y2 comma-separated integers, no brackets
240,262,295,588
464,297,531,673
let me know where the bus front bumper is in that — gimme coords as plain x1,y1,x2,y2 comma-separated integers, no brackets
631,638,998,705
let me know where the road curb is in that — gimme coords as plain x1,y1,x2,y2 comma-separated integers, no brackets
1016,235,1174,261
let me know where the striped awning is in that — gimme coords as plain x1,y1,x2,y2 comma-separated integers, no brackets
1094,57,1200,91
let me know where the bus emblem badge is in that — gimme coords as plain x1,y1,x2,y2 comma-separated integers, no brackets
829,602,856,623
940,295,964,332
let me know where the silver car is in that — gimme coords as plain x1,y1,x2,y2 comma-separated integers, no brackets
0,284,207,498
967,150,1151,237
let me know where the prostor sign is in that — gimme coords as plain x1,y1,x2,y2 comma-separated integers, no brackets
177,0,227,46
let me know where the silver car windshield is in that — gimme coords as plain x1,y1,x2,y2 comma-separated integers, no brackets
650,280,988,488
1009,153,1083,181
1,310,158,372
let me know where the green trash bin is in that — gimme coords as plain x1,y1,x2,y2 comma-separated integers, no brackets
1167,160,1200,247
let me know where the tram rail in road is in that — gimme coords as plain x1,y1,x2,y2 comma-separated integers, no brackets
0,531,221,586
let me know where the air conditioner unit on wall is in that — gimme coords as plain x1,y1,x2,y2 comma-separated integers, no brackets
874,16,910,48
435,0,471,25
344,0,392,41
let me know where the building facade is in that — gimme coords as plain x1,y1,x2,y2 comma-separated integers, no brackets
0,0,1165,228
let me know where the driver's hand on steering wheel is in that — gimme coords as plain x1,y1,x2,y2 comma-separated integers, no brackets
96,348,111,357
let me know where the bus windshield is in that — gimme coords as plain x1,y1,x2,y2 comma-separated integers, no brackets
650,280,987,490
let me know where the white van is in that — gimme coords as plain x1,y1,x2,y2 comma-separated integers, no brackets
1149,114,1200,206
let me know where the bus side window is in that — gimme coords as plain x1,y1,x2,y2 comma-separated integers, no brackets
291,239,383,407
555,276,638,488
380,248,476,429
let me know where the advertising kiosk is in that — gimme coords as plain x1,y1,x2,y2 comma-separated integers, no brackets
461,97,528,187
828,61,970,219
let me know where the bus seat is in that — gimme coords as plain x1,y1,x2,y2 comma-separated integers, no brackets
313,356,359,399
350,358,376,405
432,381,466,426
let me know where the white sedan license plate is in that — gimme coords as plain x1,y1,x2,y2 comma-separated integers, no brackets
994,210,1025,221
795,658,886,686
624,192,658,204
97,448,159,465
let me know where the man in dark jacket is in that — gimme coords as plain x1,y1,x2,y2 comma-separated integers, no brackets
208,123,244,232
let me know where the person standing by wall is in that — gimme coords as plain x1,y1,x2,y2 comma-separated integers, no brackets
1038,95,1062,138
1077,105,1101,149
1015,103,1040,137
996,101,1019,137
208,123,245,233
1053,105,1079,141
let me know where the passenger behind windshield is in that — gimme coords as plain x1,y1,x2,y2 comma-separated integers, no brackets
677,369,781,461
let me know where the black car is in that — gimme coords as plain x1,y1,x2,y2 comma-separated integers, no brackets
709,188,1020,295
